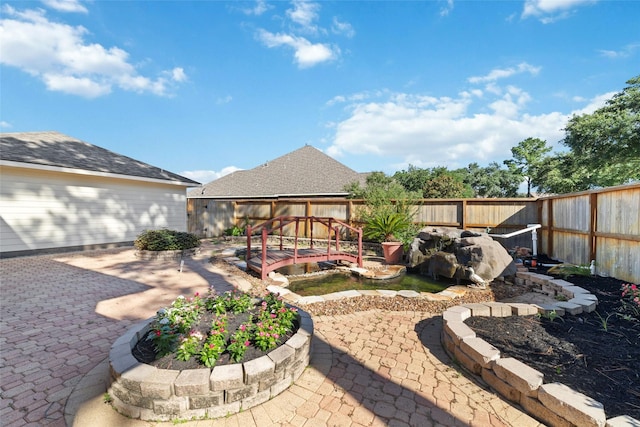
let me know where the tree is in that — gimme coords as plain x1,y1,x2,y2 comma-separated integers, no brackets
559,75,640,188
463,162,521,198
393,165,432,194
343,172,420,246
504,138,552,197
422,172,470,198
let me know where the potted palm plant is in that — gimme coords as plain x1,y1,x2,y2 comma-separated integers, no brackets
346,171,420,264
363,211,411,264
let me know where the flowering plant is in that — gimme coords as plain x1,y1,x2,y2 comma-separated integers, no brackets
620,283,640,320
145,290,299,367
227,323,252,362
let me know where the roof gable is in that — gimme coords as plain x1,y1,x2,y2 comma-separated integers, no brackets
0,131,200,186
191,145,365,198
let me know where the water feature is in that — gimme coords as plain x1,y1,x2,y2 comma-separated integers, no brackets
283,264,453,296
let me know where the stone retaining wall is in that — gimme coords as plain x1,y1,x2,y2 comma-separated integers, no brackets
441,271,638,427
108,309,313,421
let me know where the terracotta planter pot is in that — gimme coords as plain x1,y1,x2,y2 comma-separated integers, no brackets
382,241,404,264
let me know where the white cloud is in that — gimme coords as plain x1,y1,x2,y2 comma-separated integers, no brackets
41,0,87,14
0,121,12,129
440,0,454,17
242,0,270,16
325,85,615,172
216,95,233,105
332,17,355,38
522,0,596,23
468,62,541,84
180,167,242,184
253,1,351,68
256,29,337,68
287,0,320,33
598,43,640,59
0,6,186,98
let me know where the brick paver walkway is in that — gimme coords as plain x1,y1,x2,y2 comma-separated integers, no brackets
0,244,542,426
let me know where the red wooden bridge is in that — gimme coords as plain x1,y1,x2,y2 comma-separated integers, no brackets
246,216,363,280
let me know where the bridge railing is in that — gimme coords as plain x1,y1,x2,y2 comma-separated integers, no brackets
246,216,363,272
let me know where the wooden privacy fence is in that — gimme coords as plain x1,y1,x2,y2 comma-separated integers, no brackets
539,183,639,283
187,183,639,283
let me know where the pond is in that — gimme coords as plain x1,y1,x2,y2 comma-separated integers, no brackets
284,265,453,296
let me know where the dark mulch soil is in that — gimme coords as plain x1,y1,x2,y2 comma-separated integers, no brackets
132,309,298,370
466,272,640,419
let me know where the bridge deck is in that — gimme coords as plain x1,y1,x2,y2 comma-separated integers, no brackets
247,248,360,279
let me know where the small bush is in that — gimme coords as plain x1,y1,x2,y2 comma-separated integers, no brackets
134,229,201,251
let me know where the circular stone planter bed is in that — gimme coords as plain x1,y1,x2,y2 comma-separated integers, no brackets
108,308,313,421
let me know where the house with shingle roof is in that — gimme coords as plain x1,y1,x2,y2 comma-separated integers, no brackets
0,131,200,257
189,145,366,199
187,145,368,237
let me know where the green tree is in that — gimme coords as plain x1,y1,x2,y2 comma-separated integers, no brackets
422,171,471,198
559,75,640,189
504,137,552,197
393,165,432,193
463,162,521,198
343,172,420,245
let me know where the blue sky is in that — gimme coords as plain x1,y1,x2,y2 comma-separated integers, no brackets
1,0,638,185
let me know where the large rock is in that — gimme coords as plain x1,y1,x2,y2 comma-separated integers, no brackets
407,227,516,284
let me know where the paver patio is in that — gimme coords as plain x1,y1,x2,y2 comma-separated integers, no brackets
0,242,543,426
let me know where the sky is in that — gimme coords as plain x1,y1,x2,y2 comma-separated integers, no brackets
1,0,638,186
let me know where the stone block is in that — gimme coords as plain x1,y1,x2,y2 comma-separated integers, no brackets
206,401,241,419
562,286,590,299
244,355,275,385
120,363,157,393
174,369,211,396
441,329,456,355
241,388,271,410
140,369,180,399
153,396,189,415
211,364,244,391
397,290,421,298
189,391,224,409
462,303,491,317
377,289,398,297
569,297,597,313
226,383,258,403
453,345,482,375
554,301,583,315
493,357,543,397
538,382,606,427
298,311,314,337
443,306,472,322
459,337,500,368
606,415,640,427
548,279,573,291
258,369,284,392
285,332,310,359
481,368,521,403
484,302,512,317
537,305,565,317
268,343,295,373
111,395,142,420
270,374,293,397
443,320,476,345
520,394,573,427
507,303,539,316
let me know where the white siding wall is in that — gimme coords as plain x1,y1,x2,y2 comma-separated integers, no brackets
0,165,189,254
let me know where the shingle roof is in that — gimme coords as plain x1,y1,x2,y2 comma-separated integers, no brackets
190,145,367,198
0,131,200,186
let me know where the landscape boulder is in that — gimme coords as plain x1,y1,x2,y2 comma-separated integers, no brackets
406,226,516,284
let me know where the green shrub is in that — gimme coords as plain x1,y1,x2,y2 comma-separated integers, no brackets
134,229,200,251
